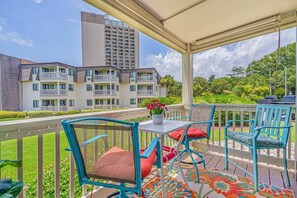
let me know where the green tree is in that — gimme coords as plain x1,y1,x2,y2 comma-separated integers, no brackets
208,75,215,84
193,76,208,96
160,75,175,96
211,77,230,94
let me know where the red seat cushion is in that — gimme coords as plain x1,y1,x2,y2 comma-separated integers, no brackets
168,127,207,141
91,146,156,183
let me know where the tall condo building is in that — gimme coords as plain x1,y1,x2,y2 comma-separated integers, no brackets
81,12,139,69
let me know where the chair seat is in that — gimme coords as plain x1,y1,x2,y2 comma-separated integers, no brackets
168,127,207,141
90,146,156,183
227,131,284,147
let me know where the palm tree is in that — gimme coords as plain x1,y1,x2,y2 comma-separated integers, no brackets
160,75,175,96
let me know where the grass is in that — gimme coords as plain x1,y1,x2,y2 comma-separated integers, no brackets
0,118,25,122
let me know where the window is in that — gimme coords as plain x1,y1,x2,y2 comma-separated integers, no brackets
69,99,74,106
86,69,92,76
60,84,66,90
68,84,74,91
147,86,153,90
33,100,39,107
86,84,92,91
87,99,93,106
31,67,37,74
116,85,119,91
68,69,74,76
117,99,119,105
111,85,115,90
130,98,136,105
130,72,136,78
59,68,66,73
60,100,67,106
33,83,39,91
130,85,136,91
112,99,115,105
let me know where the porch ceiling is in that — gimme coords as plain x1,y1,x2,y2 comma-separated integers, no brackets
85,0,297,53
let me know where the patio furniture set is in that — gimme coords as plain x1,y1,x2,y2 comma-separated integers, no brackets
61,104,292,197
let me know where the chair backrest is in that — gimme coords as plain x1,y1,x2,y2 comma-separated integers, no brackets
189,104,216,139
62,118,142,188
252,105,291,142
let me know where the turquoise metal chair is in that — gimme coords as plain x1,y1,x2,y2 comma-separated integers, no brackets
225,105,292,191
168,104,216,182
62,117,161,198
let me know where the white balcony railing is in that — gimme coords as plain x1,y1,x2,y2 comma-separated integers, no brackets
40,106,59,111
94,104,117,109
94,74,116,82
137,90,155,96
94,90,116,96
40,89,68,96
40,72,68,81
137,76,155,82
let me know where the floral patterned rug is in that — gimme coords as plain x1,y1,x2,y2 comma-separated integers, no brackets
142,164,295,198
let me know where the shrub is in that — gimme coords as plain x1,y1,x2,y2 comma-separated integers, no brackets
66,110,80,115
54,111,67,116
81,109,92,113
140,97,178,107
0,111,26,119
27,111,52,118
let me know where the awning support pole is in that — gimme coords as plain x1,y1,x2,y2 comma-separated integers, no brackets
182,44,193,109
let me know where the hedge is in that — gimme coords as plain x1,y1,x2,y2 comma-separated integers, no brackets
0,111,26,119
27,111,52,118
66,110,80,115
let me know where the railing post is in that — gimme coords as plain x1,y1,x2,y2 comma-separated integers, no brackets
37,134,43,198
55,127,61,198
17,138,23,198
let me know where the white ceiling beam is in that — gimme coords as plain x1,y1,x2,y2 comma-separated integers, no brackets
84,0,187,53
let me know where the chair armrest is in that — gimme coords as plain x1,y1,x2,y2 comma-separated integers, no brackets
0,160,22,169
252,125,292,138
65,134,108,151
140,137,159,159
167,116,189,121
189,120,214,125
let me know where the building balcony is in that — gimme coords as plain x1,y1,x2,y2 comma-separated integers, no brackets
0,104,295,197
40,72,68,81
137,76,156,83
93,74,116,82
137,90,155,96
94,104,117,109
94,89,116,96
40,106,68,111
40,89,68,96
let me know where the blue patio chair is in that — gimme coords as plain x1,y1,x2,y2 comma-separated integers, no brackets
62,117,161,198
225,105,292,191
168,104,216,182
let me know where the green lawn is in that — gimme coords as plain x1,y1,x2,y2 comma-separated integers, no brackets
0,118,25,122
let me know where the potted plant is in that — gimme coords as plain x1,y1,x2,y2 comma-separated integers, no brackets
146,99,168,125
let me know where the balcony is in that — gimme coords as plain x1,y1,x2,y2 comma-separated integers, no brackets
40,106,68,111
94,89,116,96
0,104,296,197
137,76,155,83
40,72,67,81
137,90,155,96
93,74,116,82
40,89,68,96
94,104,117,109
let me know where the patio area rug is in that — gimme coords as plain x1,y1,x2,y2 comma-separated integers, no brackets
142,164,295,198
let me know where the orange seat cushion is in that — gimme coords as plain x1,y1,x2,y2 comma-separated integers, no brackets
90,146,156,183
168,127,207,141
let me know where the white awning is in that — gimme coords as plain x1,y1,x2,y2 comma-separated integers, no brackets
85,0,297,54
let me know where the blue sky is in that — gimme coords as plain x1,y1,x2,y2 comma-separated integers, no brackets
0,0,295,81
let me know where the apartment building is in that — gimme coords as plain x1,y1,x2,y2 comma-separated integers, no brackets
81,12,139,69
19,62,165,111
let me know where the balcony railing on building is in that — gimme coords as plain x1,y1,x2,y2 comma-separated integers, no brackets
137,76,155,82
94,104,117,109
137,90,155,96
94,90,116,96
93,74,116,82
40,106,68,111
40,72,68,81
40,89,68,96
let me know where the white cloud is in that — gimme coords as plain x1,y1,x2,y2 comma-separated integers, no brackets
0,26,33,47
142,28,296,81
32,0,43,4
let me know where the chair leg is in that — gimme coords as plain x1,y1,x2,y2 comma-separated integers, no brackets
188,149,200,183
283,148,291,186
252,148,259,191
225,137,229,170
169,149,186,173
